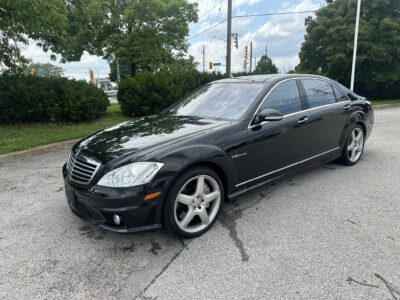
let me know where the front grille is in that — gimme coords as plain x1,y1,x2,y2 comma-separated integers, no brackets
67,150,101,185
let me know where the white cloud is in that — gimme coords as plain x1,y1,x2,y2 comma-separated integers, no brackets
20,43,109,80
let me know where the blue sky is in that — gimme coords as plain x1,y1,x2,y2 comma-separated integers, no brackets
21,0,326,80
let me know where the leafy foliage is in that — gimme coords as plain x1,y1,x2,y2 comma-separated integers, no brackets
24,63,64,78
297,0,400,99
117,71,224,117
100,0,198,76
253,55,279,74
0,76,109,123
1,0,198,77
0,0,67,72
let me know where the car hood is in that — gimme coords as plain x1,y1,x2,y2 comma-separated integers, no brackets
74,114,230,164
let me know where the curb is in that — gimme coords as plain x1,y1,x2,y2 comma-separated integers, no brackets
373,104,400,110
0,139,79,163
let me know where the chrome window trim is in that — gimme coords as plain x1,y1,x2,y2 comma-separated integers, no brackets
235,147,340,187
248,77,351,129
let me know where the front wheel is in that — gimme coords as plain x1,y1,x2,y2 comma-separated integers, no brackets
340,125,365,165
163,167,223,238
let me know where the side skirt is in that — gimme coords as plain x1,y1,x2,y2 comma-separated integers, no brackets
227,151,341,200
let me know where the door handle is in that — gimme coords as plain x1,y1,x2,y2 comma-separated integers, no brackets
343,103,351,110
297,116,309,125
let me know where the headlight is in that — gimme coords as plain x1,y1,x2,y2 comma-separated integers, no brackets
97,162,164,187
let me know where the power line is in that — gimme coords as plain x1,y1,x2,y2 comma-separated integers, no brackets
189,10,317,41
189,19,227,40
197,0,223,21
232,10,317,19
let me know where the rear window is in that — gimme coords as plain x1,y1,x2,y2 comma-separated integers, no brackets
302,79,336,108
332,85,348,102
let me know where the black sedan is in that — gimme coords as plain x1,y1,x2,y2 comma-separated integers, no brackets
63,74,374,238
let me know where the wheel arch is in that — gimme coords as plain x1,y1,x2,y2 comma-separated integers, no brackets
339,110,367,148
159,159,230,228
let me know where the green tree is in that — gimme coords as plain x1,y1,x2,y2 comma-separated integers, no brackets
296,0,400,99
100,0,198,76
1,0,197,76
0,0,63,73
253,55,278,74
25,63,64,78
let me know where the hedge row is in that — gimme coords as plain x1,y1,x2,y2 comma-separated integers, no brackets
117,71,225,117
0,76,109,123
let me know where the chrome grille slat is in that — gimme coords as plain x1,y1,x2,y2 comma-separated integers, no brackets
75,160,97,169
71,173,91,181
72,164,94,175
67,150,101,185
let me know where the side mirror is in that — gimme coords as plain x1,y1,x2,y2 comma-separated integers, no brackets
256,109,283,123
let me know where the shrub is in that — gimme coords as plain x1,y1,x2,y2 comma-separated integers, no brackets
0,76,109,123
117,71,225,117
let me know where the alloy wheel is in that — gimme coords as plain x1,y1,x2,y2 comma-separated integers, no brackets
347,127,364,162
174,175,221,234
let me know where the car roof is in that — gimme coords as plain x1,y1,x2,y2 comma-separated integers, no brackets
214,73,330,84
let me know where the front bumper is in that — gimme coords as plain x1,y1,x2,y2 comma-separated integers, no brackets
63,164,165,233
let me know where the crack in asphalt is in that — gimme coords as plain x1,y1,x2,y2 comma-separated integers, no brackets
134,240,192,300
347,276,380,288
347,274,400,300
219,187,275,262
345,219,360,226
375,273,400,300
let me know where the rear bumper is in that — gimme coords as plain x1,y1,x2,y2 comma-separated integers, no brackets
63,164,165,233
366,108,374,140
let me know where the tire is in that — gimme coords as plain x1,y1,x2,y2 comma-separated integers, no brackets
163,166,224,238
339,124,365,166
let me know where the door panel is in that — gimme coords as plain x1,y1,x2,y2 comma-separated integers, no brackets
308,103,350,155
243,79,311,187
246,112,311,183
300,79,350,155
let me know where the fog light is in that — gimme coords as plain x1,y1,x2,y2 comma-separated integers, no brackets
113,214,121,225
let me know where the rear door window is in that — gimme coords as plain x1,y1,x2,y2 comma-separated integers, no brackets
302,79,336,108
259,80,302,115
332,85,349,102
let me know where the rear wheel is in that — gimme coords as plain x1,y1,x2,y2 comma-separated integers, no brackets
340,124,364,165
164,167,223,238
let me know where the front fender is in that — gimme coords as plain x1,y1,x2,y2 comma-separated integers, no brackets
158,144,237,195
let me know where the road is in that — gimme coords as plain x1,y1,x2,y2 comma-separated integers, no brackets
1,107,400,300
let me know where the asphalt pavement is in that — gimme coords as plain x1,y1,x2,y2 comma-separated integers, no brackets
1,107,400,300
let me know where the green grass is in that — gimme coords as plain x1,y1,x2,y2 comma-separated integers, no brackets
0,104,131,155
371,99,400,106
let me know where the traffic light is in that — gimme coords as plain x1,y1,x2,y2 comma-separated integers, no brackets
208,61,213,70
89,68,94,83
243,46,248,72
232,33,238,49
31,68,36,76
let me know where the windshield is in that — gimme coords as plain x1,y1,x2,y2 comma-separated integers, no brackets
169,83,265,120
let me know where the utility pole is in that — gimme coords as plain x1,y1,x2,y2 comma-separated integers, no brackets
116,57,120,82
249,42,253,73
201,45,206,72
226,0,232,77
350,0,361,91
265,44,268,57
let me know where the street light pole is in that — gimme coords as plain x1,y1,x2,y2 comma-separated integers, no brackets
249,42,253,73
350,0,361,91
226,0,232,77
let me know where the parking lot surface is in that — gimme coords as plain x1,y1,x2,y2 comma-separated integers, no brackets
1,107,400,300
